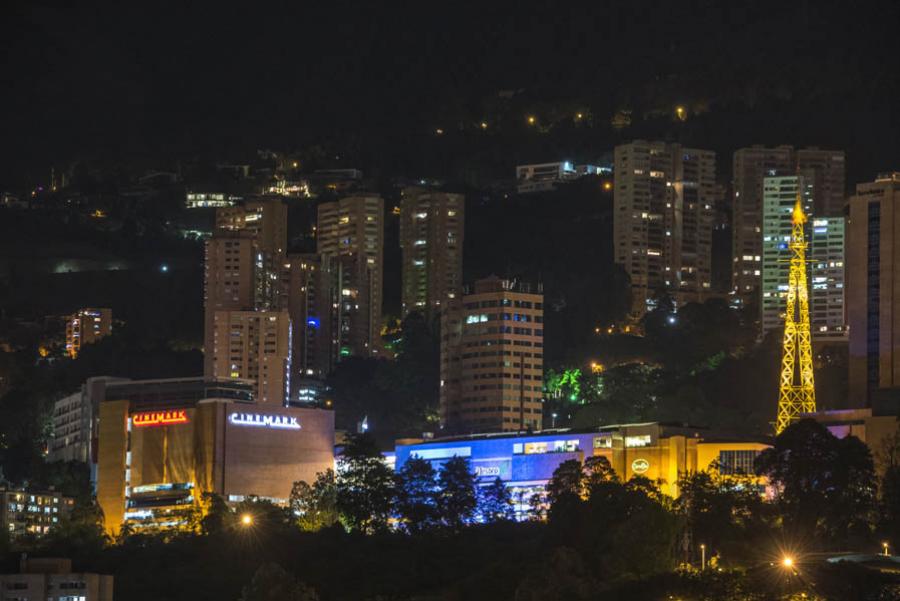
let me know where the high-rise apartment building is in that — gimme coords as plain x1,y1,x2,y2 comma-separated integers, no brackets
732,146,845,309
613,141,716,314
809,216,846,341
216,199,288,256
761,176,815,334
399,187,464,320
203,232,256,375
797,148,847,217
203,199,295,404
283,253,338,402
210,310,291,405
848,173,900,406
760,175,846,338
732,146,795,305
440,276,544,434
316,196,384,357
65,308,112,359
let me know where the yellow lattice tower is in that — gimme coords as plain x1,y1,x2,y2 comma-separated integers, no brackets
775,196,816,434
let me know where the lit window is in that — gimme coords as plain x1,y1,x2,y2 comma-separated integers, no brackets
624,435,651,448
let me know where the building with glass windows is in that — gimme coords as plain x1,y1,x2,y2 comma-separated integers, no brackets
440,277,544,433
394,422,770,516
848,173,900,407
0,488,74,539
760,175,846,339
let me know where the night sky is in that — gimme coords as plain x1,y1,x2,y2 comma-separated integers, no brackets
2,1,899,187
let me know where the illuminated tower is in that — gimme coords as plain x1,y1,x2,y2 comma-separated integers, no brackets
775,197,816,434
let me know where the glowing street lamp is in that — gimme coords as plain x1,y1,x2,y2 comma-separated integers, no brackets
527,115,536,125
700,544,706,570
781,556,794,569
241,513,253,527
479,121,488,130
883,541,890,556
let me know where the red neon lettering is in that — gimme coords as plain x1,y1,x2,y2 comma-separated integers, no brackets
132,410,188,427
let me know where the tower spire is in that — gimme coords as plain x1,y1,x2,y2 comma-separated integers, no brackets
775,193,816,434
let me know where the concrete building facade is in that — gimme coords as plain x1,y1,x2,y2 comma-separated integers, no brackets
848,173,900,405
440,277,544,434
210,310,291,405
613,141,716,314
316,196,384,358
0,558,113,601
49,377,127,464
399,187,464,321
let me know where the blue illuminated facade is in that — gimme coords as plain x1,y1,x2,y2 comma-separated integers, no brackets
395,431,597,515
394,423,772,516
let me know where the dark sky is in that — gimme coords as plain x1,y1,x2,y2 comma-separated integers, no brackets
2,1,899,188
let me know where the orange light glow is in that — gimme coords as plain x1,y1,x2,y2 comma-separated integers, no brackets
132,410,189,427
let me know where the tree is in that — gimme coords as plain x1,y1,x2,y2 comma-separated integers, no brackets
675,469,770,565
546,459,585,506
437,456,477,530
335,433,395,534
290,469,338,532
395,457,439,533
240,563,319,601
200,492,230,536
479,477,515,523
755,419,877,545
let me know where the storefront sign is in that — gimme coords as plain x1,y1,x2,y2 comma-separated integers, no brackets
631,458,650,474
229,412,301,430
474,465,501,477
132,410,188,427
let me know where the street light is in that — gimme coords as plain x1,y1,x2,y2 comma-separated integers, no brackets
781,556,794,569
883,541,890,557
700,544,706,570
241,513,253,527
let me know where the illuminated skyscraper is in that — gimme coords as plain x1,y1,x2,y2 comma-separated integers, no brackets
761,175,846,340
399,187,464,321
732,146,845,310
614,141,716,314
848,173,900,406
440,276,544,433
65,308,112,359
316,196,384,358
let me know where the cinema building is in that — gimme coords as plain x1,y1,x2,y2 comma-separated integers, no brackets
394,422,769,515
95,377,334,535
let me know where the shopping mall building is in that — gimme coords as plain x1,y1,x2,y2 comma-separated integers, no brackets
393,422,770,511
94,377,334,534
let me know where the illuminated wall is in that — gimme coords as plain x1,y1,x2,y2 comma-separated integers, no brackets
96,399,334,535
395,424,770,503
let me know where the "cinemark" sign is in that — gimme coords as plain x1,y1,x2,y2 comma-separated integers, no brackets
132,410,189,427
229,412,301,430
